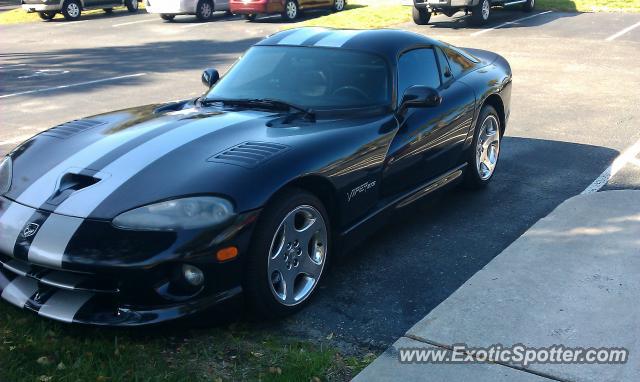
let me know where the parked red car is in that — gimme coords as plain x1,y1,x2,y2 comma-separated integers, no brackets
230,0,345,21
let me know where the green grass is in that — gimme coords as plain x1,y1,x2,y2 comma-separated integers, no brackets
0,3,145,25
537,0,640,12
0,304,374,381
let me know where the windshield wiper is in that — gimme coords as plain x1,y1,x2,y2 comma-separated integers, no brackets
202,98,316,122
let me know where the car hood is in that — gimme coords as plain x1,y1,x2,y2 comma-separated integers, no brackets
7,102,390,220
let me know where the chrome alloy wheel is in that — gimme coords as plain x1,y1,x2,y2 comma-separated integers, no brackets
67,2,80,17
476,115,500,180
481,0,490,20
286,1,297,19
267,205,327,306
335,0,344,11
201,1,211,17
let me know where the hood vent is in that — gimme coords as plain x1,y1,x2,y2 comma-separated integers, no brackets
208,142,289,168
41,119,105,139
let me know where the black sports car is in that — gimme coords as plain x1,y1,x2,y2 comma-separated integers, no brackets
0,28,511,326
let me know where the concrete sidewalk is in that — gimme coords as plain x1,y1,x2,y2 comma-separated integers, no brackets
355,190,640,382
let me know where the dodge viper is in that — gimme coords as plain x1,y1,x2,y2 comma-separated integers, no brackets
0,28,511,326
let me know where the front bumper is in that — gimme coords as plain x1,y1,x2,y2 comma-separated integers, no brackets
21,3,59,12
230,0,283,15
0,197,260,326
414,0,475,9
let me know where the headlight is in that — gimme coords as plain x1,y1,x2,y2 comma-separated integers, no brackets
0,156,12,195
112,196,235,231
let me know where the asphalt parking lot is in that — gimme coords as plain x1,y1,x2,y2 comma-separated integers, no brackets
1,7,639,351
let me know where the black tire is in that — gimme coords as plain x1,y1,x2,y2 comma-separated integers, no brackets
61,0,81,21
332,0,345,12
463,105,501,189
522,0,535,12
470,0,491,25
38,11,56,20
244,13,257,21
103,7,113,13
160,13,175,21
195,0,214,21
281,0,298,21
225,9,233,16
244,188,331,319
125,0,138,12
412,6,431,25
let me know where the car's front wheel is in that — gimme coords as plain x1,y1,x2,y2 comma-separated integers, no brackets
333,0,345,12
522,0,535,12
470,0,491,25
61,0,81,21
125,0,138,12
244,188,331,318
103,7,113,13
281,0,298,21
463,105,501,188
38,11,56,20
160,13,175,21
196,0,214,21
412,6,431,25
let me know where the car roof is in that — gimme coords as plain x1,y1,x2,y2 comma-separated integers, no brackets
256,28,441,62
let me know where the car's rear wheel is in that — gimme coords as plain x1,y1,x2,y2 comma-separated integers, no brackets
412,6,431,25
103,7,113,13
38,11,56,20
463,105,501,188
470,0,491,25
160,13,175,21
244,13,257,21
125,0,138,12
522,0,535,12
196,0,213,21
61,0,81,21
281,0,298,21
244,188,330,318
333,0,345,12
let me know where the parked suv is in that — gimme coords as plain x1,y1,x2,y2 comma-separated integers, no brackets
22,0,140,21
412,0,535,25
230,0,345,22
146,0,230,21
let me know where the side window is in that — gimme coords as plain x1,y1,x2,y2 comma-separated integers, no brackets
443,47,475,78
435,47,452,83
397,48,440,101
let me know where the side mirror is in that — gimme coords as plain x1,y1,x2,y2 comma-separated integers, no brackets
399,85,442,113
201,68,220,88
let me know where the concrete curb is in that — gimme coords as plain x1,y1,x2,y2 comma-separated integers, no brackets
355,190,640,382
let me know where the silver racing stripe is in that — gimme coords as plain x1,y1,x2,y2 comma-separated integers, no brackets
1,276,38,307
54,112,259,218
277,27,327,45
38,289,93,323
314,30,362,47
0,201,36,256
28,214,83,269
15,119,167,209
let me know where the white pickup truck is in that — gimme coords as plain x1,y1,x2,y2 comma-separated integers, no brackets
412,0,535,25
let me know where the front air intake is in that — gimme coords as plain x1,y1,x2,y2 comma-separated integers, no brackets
41,119,105,139
208,141,289,168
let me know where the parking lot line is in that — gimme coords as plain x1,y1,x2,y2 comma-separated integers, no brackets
53,20,89,27
113,19,156,27
0,73,147,99
182,22,210,28
605,21,640,41
470,10,552,36
581,137,640,194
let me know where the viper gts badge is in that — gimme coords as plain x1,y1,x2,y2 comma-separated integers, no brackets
22,223,40,238
347,180,376,202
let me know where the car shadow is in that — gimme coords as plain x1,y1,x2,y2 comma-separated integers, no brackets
425,8,579,30
42,8,144,23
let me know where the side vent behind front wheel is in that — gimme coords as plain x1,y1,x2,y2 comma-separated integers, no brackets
208,142,289,168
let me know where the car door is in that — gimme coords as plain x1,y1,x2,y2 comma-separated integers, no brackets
381,46,476,198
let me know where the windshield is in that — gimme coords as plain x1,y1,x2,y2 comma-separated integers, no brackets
205,46,391,110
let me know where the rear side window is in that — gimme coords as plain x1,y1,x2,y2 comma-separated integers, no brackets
443,47,475,77
397,48,440,100
435,47,452,83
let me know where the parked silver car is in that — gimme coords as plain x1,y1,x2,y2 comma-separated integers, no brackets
21,0,140,21
145,0,230,21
